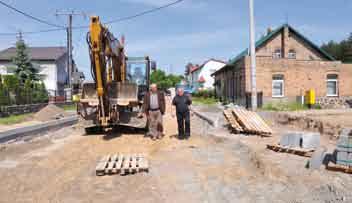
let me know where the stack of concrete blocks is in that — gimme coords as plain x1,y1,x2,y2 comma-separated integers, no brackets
279,131,320,149
335,128,352,166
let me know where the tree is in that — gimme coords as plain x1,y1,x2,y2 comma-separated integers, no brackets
12,39,39,85
342,33,352,63
184,63,193,76
150,69,183,90
321,32,352,63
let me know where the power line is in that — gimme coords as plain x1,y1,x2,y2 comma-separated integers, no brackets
0,0,64,28
73,0,185,29
0,0,185,35
0,28,65,36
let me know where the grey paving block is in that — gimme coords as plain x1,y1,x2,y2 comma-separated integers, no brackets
309,147,327,170
279,134,290,147
280,132,303,148
340,128,352,137
288,133,302,148
336,151,349,162
337,134,352,152
301,133,320,149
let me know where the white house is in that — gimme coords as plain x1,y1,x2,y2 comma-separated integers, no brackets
0,46,69,96
189,59,226,91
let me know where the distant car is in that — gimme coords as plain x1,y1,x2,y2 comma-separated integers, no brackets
175,84,194,94
164,89,171,96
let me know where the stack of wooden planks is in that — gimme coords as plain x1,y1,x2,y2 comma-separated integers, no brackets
96,153,149,176
223,108,273,135
266,144,314,157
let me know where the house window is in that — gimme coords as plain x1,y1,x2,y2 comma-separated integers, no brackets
272,74,284,97
288,49,296,59
326,74,338,97
273,49,282,59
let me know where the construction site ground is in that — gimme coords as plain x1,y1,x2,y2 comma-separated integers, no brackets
0,103,352,202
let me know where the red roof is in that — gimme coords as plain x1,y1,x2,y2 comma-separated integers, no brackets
190,65,200,73
198,76,205,83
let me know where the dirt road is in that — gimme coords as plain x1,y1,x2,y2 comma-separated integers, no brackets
0,107,352,202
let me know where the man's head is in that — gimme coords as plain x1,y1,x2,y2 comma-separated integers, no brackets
150,83,158,93
177,87,184,96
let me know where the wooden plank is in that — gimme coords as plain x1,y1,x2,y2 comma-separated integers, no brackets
250,111,273,134
232,108,250,131
122,155,131,175
266,144,313,157
326,162,352,174
106,154,118,174
96,154,111,176
138,156,149,172
246,110,262,133
130,154,137,173
232,108,273,135
114,154,124,174
248,110,271,134
223,109,243,132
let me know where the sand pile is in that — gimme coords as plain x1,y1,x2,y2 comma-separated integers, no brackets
34,104,68,121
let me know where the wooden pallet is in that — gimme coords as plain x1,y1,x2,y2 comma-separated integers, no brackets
326,162,352,174
223,109,243,132
96,153,149,176
232,108,273,135
266,144,314,157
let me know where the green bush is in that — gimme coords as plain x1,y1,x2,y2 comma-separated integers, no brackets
0,76,48,106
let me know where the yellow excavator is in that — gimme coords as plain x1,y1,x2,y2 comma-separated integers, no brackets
78,16,155,131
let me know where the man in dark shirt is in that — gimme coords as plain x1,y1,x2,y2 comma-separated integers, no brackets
172,88,192,139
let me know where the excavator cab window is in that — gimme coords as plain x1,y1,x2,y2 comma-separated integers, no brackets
126,62,147,85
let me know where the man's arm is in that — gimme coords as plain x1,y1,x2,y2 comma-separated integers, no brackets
171,97,176,117
160,92,166,115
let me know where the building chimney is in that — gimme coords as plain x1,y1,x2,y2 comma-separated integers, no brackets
267,27,272,35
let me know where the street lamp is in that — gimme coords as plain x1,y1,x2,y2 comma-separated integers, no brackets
249,0,257,110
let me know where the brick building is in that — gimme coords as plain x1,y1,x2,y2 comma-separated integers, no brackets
212,24,352,108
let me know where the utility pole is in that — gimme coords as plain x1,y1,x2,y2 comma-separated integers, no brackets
55,10,85,88
249,0,257,110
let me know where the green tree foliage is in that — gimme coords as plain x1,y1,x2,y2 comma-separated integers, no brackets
12,39,39,84
32,82,48,103
321,33,352,63
150,69,183,90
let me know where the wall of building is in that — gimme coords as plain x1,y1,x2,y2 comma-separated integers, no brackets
256,28,326,61
199,61,226,89
0,60,60,96
244,56,352,103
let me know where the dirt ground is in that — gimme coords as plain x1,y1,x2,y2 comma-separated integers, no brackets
0,105,352,202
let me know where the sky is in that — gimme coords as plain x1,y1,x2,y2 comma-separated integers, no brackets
0,0,350,79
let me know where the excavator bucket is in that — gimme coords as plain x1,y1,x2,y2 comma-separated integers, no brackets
78,83,99,127
108,82,138,106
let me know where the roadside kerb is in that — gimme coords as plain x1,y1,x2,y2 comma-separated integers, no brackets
0,115,78,143
192,110,218,128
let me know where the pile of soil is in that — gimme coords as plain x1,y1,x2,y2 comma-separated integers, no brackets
34,104,68,122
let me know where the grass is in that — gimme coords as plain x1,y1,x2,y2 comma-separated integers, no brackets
0,113,33,125
261,101,309,111
192,97,218,105
60,104,77,111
